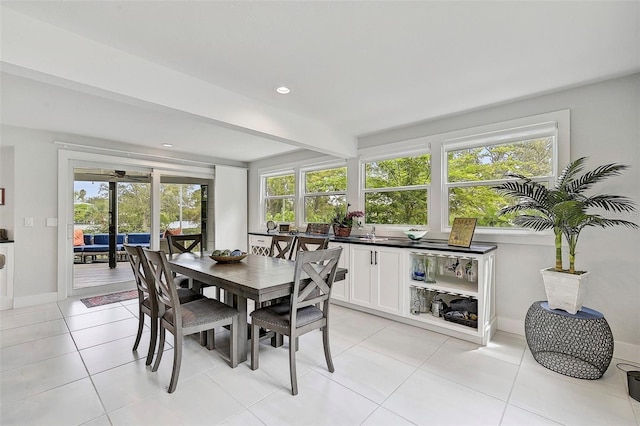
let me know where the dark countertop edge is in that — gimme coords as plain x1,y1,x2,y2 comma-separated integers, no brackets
0,240,14,243
248,231,497,255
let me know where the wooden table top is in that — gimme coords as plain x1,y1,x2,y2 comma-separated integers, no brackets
169,253,346,302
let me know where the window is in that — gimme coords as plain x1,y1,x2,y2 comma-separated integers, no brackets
363,154,431,225
302,166,347,223
263,173,295,222
444,123,557,228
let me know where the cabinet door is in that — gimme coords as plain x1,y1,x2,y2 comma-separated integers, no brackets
328,242,350,302
248,235,272,256
350,245,375,308
374,247,404,315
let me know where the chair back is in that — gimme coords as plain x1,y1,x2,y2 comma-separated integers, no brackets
143,249,181,320
290,247,342,323
289,236,329,260
124,245,157,307
166,234,203,255
269,235,295,259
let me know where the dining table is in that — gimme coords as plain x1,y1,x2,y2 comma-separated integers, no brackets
168,252,347,363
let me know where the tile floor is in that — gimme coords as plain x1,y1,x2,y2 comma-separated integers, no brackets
1,296,639,426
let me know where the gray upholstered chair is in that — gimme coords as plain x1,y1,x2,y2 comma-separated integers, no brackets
144,248,240,393
269,234,295,259
288,236,329,260
124,245,202,366
250,247,342,395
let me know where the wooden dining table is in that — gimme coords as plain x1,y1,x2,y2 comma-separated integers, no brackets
168,252,347,363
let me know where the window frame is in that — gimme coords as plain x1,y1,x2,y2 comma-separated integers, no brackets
439,110,570,235
261,170,296,224
359,145,432,228
300,164,348,226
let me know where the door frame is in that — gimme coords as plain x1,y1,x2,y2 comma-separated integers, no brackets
58,148,215,299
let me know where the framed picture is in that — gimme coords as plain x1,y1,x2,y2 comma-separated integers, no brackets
0,188,4,205
448,218,478,248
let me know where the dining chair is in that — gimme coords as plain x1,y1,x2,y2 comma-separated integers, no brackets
166,234,213,296
250,247,342,395
269,234,295,259
124,245,202,366
144,248,240,393
288,235,330,260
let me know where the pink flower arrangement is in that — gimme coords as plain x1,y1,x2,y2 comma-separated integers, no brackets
333,205,364,228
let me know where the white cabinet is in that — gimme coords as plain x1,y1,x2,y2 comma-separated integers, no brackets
0,242,14,311
328,242,350,303
248,235,272,256
350,245,404,315
406,249,495,345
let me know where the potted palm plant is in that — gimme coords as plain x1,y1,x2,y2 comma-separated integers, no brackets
495,157,638,313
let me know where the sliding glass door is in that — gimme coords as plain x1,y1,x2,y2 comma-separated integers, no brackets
72,167,151,290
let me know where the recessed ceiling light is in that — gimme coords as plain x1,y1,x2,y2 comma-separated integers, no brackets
275,86,291,95
162,143,173,148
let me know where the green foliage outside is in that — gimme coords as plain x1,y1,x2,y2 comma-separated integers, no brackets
304,167,347,223
364,155,430,225
448,138,553,227
265,174,295,222
74,183,203,234
261,141,553,228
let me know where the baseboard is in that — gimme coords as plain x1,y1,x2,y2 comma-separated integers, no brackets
13,292,58,308
496,315,524,336
496,315,640,364
613,341,640,364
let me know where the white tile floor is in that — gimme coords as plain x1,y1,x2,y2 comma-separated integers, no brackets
1,297,639,426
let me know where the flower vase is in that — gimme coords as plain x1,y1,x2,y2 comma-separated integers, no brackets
333,225,352,237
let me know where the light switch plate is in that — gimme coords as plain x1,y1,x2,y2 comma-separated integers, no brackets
46,218,58,227
24,217,34,227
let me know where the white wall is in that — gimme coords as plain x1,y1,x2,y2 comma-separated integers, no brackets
214,165,248,251
0,126,59,304
248,73,640,361
0,125,249,306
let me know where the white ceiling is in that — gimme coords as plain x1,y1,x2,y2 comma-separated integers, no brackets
1,1,639,163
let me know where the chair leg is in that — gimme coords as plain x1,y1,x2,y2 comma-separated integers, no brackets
229,316,238,368
145,315,158,366
132,308,144,351
250,322,259,370
168,330,183,393
289,336,298,395
322,326,335,373
152,326,166,372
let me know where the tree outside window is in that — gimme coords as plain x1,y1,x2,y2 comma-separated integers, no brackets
264,173,295,222
446,137,554,227
303,166,347,223
363,154,430,225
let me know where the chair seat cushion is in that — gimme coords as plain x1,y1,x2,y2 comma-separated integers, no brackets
142,289,201,310
251,301,324,329
163,298,238,328
176,288,203,304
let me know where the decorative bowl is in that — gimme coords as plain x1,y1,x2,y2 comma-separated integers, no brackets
209,253,248,263
403,229,428,241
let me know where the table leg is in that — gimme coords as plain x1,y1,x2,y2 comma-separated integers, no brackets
226,291,249,363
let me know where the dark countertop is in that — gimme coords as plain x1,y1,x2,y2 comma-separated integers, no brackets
0,240,14,244
248,231,497,255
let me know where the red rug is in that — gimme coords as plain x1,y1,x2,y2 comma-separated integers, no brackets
81,290,138,308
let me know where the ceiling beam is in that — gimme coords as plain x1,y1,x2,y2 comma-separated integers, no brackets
0,7,357,159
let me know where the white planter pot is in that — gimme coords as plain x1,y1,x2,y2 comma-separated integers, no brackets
540,268,591,314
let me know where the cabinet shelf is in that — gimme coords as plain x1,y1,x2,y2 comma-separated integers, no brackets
409,276,478,297
407,312,479,334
